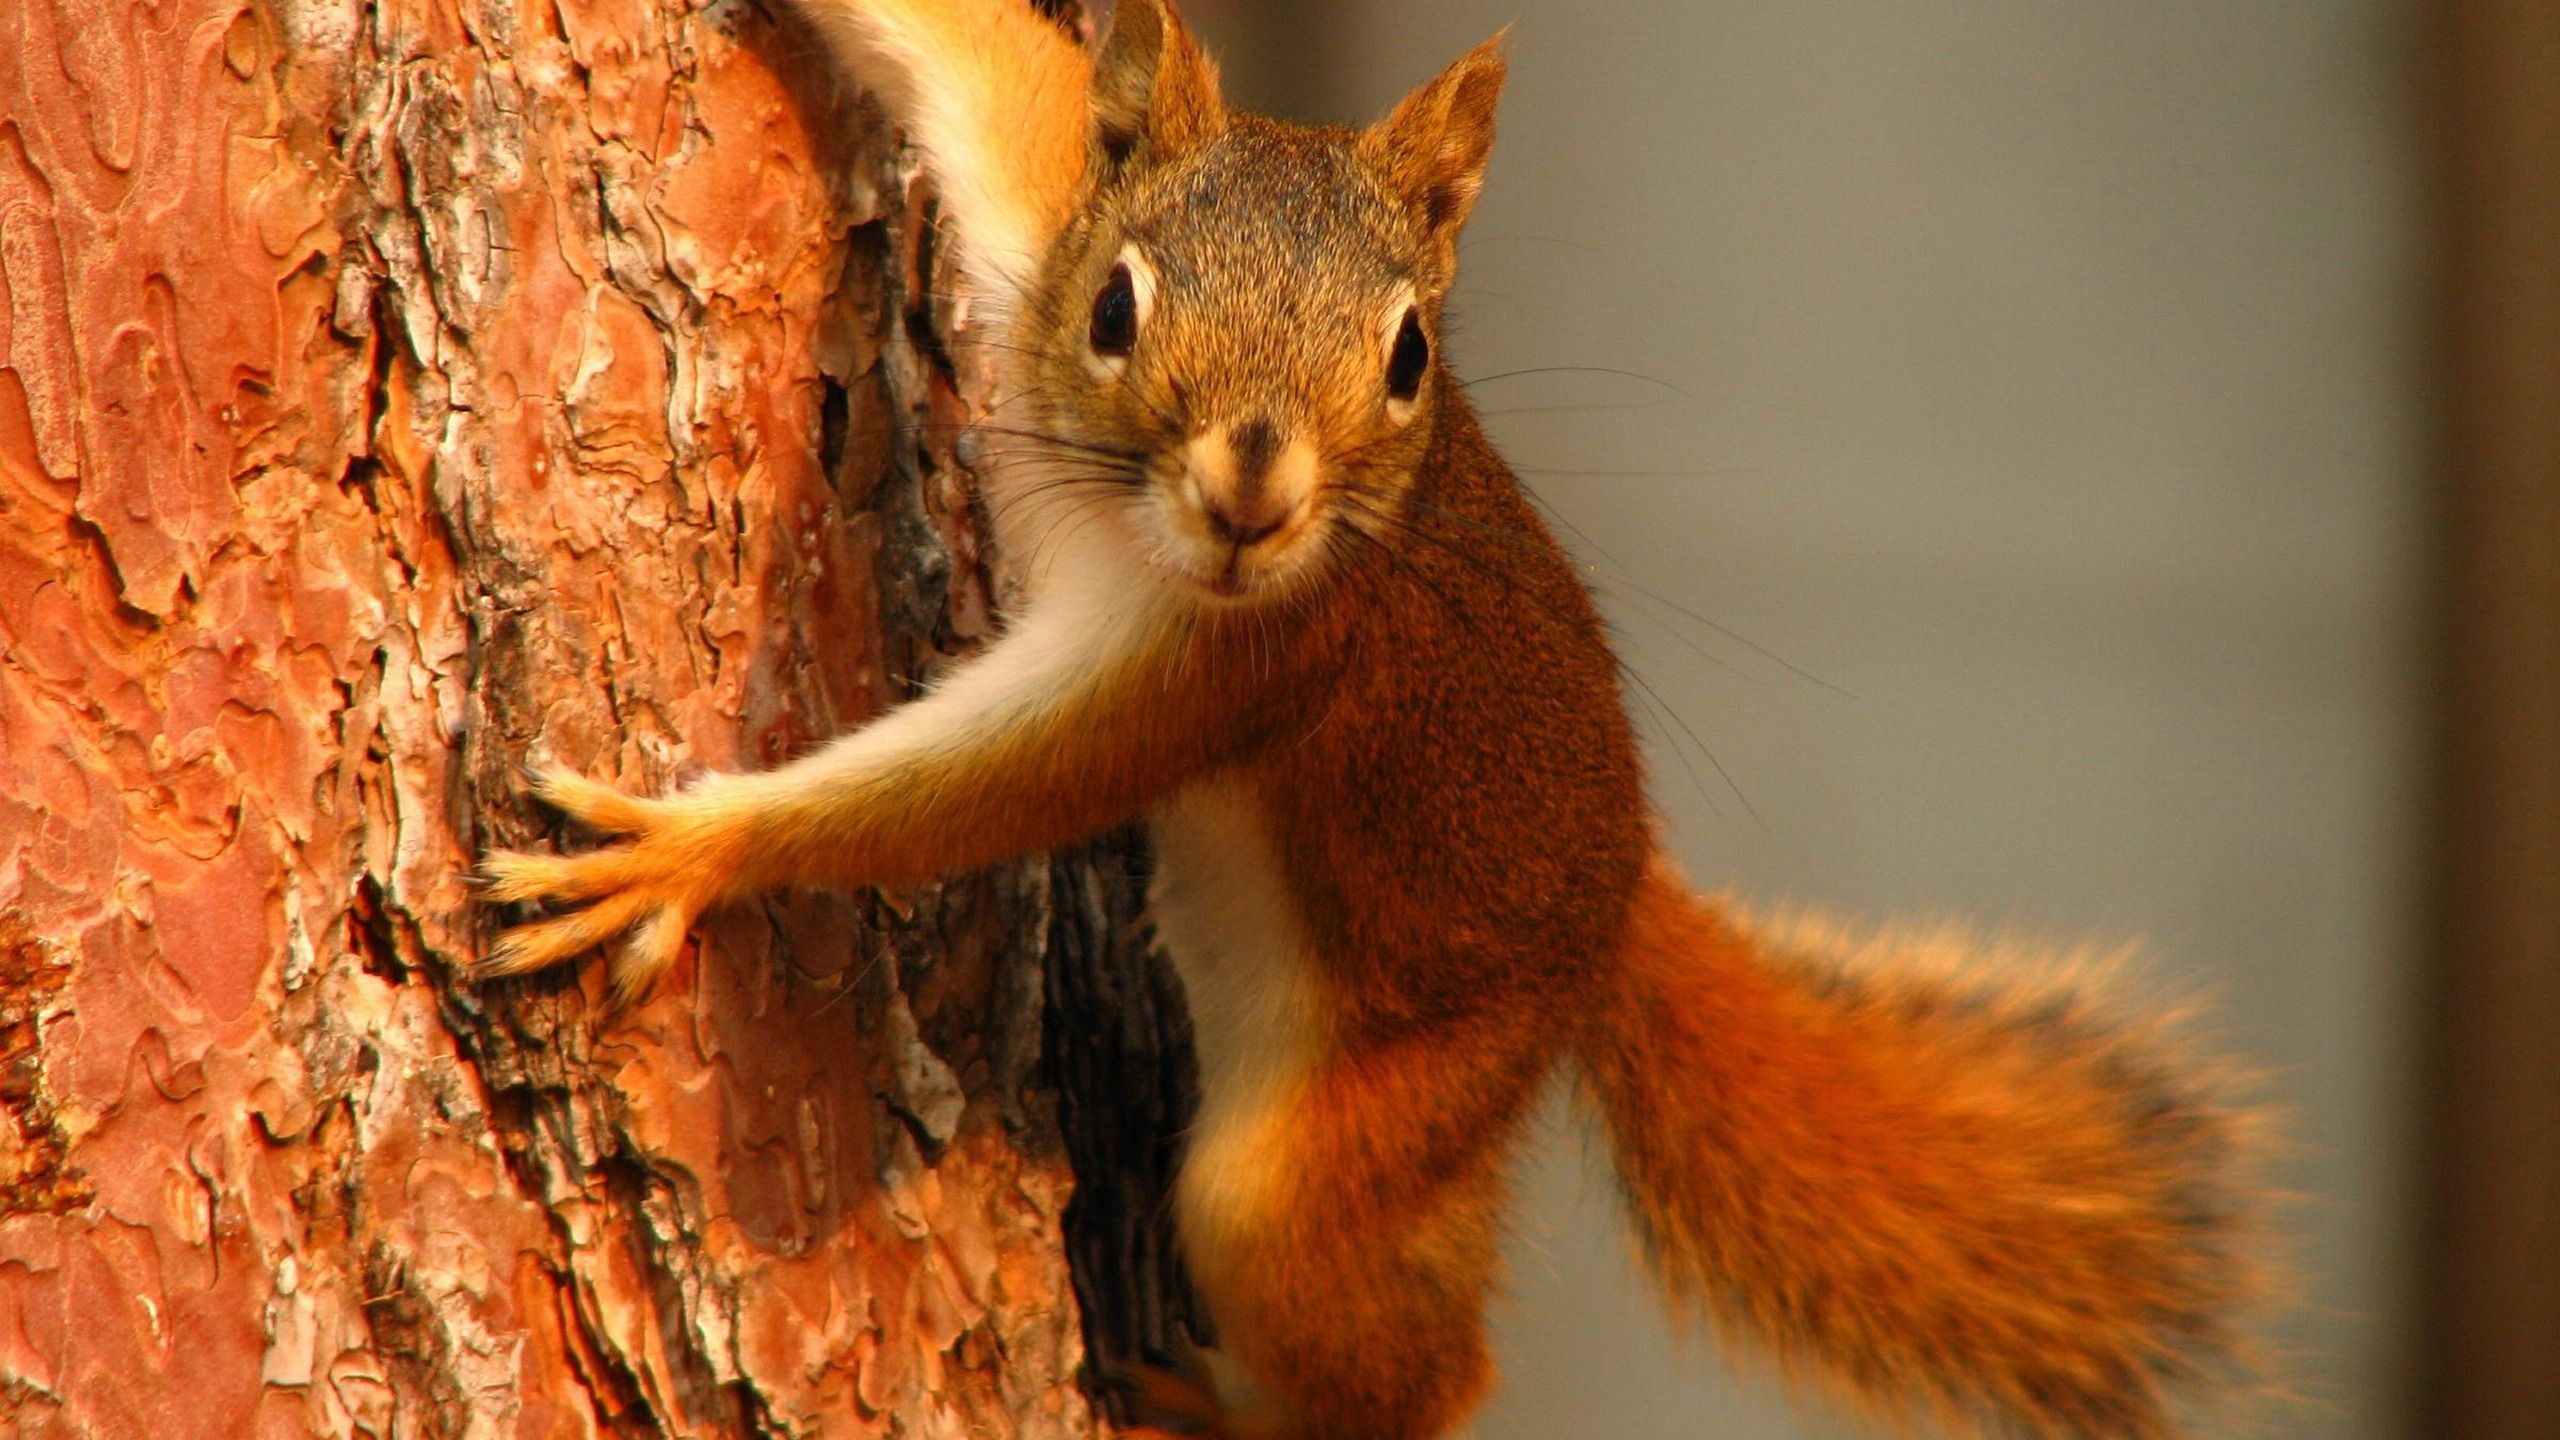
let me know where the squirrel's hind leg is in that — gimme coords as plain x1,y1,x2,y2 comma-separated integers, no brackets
1171,1028,1552,1440
1109,1362,1231,1438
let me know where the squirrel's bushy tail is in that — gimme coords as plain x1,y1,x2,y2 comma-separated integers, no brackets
1577,860,2265,1440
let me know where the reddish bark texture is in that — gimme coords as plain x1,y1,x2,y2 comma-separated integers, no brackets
0,0,1178,1435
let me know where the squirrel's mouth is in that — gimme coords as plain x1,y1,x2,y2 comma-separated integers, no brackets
1146,425,1332,605
1174,551,1286,605
1156,519,1326,606
1152,503,1329,607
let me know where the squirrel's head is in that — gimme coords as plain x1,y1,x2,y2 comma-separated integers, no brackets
1010,0,1505,606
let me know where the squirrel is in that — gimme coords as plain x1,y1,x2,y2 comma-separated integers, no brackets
477,2,2269,1437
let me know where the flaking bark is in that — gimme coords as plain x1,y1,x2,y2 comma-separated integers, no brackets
0,0,1194,1434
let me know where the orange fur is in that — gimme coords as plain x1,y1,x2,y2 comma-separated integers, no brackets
1581,862,2262,1438
483,2,2273,1434
481,598,1326,999
792,0,1091,302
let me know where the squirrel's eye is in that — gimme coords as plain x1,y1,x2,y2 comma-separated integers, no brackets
1090,264,1139,357
1386,308,1429,401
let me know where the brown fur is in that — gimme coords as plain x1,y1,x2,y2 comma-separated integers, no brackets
483,2,2271,1434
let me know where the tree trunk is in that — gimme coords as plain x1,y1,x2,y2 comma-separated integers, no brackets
0,1,1195,1436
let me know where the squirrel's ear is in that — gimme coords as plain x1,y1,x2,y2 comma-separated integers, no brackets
1362,30,1508,253
1090,0,1225,171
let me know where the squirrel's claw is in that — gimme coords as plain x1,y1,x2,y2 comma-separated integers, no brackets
477,889,655,979
476,846,618,905
475,884,701,1001
475,769,713,1002
526,763,662,836
606,904,697,1009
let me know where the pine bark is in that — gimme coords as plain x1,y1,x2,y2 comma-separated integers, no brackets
0,0,1193,1435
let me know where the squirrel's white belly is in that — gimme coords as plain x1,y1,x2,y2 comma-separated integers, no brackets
1147,774,1321,1264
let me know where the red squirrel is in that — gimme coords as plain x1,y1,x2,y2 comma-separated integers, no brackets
478,2,2269,1435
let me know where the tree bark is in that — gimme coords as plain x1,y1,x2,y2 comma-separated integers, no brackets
0,0,1194,1436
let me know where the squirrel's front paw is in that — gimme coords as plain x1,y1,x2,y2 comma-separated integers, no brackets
476,766,727,1006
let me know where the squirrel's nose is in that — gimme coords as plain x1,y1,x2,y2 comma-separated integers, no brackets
1184,421,1315,550
1204,494,1291,548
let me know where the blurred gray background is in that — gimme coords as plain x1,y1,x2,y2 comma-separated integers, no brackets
1188,2,2426,1436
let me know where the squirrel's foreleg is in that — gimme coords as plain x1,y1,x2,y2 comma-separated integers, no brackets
480,590,1243,997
